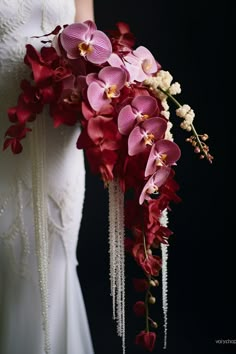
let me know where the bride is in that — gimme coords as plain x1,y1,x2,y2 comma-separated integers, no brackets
0,0,95,353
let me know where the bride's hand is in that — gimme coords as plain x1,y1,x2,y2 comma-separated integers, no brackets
74,0,95,22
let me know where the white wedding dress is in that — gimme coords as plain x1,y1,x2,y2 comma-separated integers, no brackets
0,1,94,353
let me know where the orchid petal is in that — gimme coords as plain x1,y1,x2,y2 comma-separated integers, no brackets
108,53,124,67
87,81,109,111
155,140,181,165
87,116,111,143
152,167,171,186
139,167,171,204
124,55,147,82
60,23,88,58
117,22,131,34
124,52,140,66
98,66,126,90
118,105,136,135
87,31,112,64
83,20,97,39
86,73,99,85
145,139,181,177
145,143,160,177
142,117,167,139
128,118,167,156
88,116,120,150
132,95,158,116
133,46,157,74
128,126,146,156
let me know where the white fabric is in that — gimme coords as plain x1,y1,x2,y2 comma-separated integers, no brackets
0,1,94,353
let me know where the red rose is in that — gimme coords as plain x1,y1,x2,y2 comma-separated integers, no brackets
135,330,157,352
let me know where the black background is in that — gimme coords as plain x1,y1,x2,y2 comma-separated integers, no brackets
77,1,233,354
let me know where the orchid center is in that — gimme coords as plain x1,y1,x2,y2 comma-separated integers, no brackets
136,113,149,122
105,85,118,99
142,59,151,73
147,184,159,195
78,42,93,57
143,132,155,146
155,153,167,166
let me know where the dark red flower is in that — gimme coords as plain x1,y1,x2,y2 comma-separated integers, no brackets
87,116,122,151
133,278,148,292
154,226,173,244
8,80,44,124
135,330,157,352
24,44,55,87
85,147,118,183
50,101,79,127
132,243,162,276
133,301,146,317
3,124,31,154
107,22,135,53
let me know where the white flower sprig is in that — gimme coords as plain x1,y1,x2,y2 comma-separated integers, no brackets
144,70,213,163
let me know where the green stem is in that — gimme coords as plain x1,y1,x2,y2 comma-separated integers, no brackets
158,87,209,161
142,230,150,332
159,87,181,108
143,230,148,260
190,123,208,158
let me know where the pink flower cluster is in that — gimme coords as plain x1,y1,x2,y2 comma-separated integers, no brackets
3,21,183,352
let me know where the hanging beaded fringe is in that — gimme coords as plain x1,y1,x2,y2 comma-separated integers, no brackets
108,179,126,354
30,116,50,354
160,209,169,350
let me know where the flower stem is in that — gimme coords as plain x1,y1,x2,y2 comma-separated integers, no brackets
143,231,148,260
142,229,150,332
145,276,151,333
158,87,210,162
159,88,181,108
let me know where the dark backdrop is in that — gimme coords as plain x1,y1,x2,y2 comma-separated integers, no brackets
77,1,232,354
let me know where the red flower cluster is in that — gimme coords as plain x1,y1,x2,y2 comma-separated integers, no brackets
3,21,211,352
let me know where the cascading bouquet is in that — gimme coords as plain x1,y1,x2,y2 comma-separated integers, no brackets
3,21,213,353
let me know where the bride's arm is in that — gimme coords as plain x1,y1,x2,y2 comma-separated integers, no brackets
74,0,95,22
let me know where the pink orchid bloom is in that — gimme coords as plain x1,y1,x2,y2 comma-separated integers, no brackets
118,95,158,135
107,53,132,80
123,46,157,82
128,117,167,156
139,167,171,205
145,139,181,177
87,66,127,112
60,21,112,64
108,53,124,67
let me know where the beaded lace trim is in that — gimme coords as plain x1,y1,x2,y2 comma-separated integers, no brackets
30,116,50,353
160,209,169,349
108,180,126,354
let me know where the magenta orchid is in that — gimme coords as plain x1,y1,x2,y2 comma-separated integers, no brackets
145,139,181,177
124,46,157,82
87,66,127,111
60,21,112,64
118,95,158,135
139,167,171,205
128,117,167,156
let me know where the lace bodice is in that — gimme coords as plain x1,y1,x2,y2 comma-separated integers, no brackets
0,0,85,277
0,0,75,110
